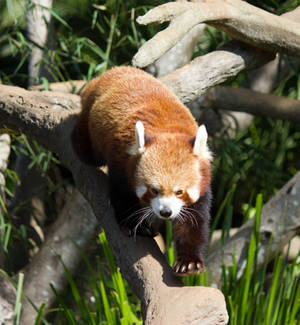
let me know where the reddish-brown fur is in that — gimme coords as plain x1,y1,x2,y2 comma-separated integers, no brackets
81,68,202,168
73,66,212,275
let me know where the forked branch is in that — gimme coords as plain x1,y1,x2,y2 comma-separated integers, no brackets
133,0,300,67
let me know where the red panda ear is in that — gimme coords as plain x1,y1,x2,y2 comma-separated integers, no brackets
192,125,212,160
135,121,145,154
128,121,152,155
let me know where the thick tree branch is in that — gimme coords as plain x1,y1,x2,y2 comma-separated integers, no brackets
133,1,300,67
0,273,15,324
152,23,206,77
205,86,300,123
0,85,228,324
195,55,291,136
21,190,99,324
160,40,274,103
0,85,80,151
207,171,300,286
29,80,87,94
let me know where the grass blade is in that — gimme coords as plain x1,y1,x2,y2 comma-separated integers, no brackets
33,302,46,325
99,267,115,325
165,220,175,266
14,272,24,325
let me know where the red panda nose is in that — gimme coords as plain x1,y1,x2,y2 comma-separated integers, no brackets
160,208,172,218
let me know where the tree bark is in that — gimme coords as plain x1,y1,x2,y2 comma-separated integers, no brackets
0,273,15,325
133,1,300,67
160,40,274,103
20,190,99,324
26,0,54,86
151,23,206,77
205,86,300,123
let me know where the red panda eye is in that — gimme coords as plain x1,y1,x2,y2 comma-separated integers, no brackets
175,190,183,196
150,187,159,195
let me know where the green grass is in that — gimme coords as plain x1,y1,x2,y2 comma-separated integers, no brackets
33,232,143,324
14,272,24,325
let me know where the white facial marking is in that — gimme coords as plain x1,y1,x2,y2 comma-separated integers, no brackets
151,195,183,219
187,186,200,203
136,185,147,198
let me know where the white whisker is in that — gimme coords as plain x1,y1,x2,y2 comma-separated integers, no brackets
133,208,153,239
184,206,202,217
179,207,199,228
120,206,152,225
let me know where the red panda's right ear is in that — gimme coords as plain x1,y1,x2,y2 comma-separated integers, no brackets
192,125,212,160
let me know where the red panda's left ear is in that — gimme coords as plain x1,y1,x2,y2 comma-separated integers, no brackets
192,125,212,160
128,121,152,156
135,121,145,154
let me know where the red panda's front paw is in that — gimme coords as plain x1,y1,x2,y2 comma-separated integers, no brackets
173,256,205,276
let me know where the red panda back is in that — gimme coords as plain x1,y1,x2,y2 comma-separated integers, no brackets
81,66,198,168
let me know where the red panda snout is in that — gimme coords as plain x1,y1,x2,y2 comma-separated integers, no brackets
151,195,183,219
135,183,202,220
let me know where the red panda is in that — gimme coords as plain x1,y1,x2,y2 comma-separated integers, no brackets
72,66,212,276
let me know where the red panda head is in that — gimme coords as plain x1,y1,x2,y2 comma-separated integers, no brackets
129,121,212,220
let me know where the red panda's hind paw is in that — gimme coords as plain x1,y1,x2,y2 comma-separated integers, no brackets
172,256,205,276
